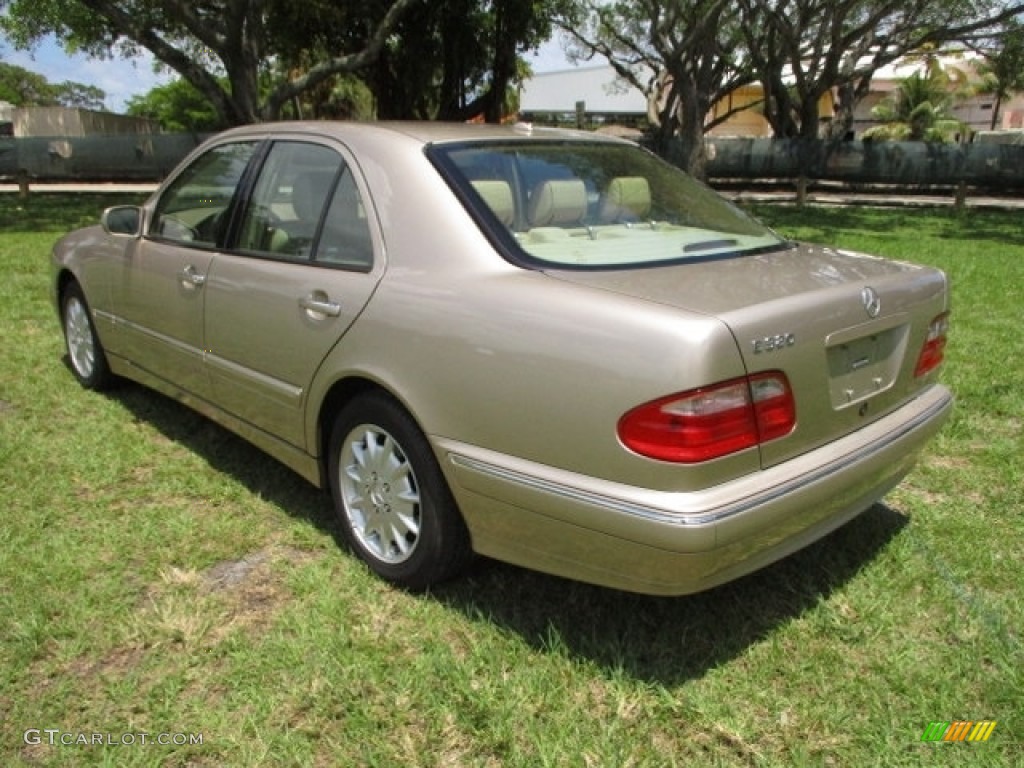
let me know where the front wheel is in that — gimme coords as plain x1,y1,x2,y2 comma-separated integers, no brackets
327,392,471,590
61,282,114,390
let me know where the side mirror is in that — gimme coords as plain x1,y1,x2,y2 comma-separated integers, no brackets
101,206,142,236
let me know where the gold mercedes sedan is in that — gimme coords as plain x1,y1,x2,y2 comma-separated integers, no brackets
52,122,953,595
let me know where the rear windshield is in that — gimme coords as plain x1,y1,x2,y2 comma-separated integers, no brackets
429,139,787,269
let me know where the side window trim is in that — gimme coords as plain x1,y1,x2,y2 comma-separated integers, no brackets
148,139,265,251
313,164,375,272
229,138,376,272
218,140,272,250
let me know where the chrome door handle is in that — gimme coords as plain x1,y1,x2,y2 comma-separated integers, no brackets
300,293,342,317
179,264,207,288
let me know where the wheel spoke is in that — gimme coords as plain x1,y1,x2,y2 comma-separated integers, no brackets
338,424,422,564
65,298,96,378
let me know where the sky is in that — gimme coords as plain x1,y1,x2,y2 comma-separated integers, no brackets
3,36,173,112
2,33,581,114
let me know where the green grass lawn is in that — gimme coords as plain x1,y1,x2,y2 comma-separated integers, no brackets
1,193,1020,766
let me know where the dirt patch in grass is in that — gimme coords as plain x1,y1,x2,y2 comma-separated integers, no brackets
28,544,322,697
202,545,317,643
137,544,320,648
65,644,147,681
925,455,971,471
202,548,276,591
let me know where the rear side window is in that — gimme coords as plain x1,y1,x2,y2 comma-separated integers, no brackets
236,141,373,269
151,142,258,247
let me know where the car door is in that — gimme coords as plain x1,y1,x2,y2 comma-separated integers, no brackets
112,140,260,395
202,139,383,448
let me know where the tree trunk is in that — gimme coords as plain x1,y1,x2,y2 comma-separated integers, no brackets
990,93,1003,130
761,75,798,138
231,68,262,123
677,93,709,180
793,94,825,194
828,82,856,141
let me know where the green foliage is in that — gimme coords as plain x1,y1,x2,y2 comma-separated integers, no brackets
0,0,572,125
125,78,226,132
52,80,106,110
0,62,52,106
369,0,564,121
565,0,749,176
322,75,376,121
973,19,1024,129
570,0,1024,157
0,0,421,125
864,65,966,142
262,57,376,121
0,61,105,109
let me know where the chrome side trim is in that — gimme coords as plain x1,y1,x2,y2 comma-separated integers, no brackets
451,453,692,524
449,387,953,528
206,353,304,405
115,316,205,360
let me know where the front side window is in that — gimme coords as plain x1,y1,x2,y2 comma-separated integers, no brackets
431,140,788,269
235,141,373,269
151,141,258,247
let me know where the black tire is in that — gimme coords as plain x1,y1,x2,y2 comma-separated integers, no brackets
327,392,472,590
61,282,115,390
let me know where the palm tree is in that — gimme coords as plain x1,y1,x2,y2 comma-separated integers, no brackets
971,21,1024,130
863,64,965,142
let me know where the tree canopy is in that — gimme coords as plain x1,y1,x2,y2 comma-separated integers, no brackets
969,18,1024,129
123,77,225,132
0,61,106,109
563,0,754,178
862,63,966,142
371,0,570,122
737,0,1024,143
3,0,1024,176
563,0,1024,174
0,0,421,125
0,0,571,126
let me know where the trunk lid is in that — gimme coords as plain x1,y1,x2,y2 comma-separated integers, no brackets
547,243,949,468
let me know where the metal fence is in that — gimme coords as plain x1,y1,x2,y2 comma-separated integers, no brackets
0,134,210,182
3,133,1024,192
705,137,1024,189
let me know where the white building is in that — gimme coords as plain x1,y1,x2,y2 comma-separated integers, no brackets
518,65,648,124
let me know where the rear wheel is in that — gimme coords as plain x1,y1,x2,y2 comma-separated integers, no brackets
61,282,114,390
327,392,471,590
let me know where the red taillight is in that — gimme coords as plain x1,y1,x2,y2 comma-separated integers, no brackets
914,312,949,378
749,374,797,441
617,372,796,463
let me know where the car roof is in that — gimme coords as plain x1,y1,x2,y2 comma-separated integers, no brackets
213,120,627,148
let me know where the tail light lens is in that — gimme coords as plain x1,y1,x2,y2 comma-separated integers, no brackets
914,312,949,378
618,372,796,463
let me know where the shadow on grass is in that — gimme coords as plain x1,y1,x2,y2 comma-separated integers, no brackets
96,367,907,688
102,379,341,542
432,504,907,686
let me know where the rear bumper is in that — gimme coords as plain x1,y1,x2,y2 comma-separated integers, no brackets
439,384,953,595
